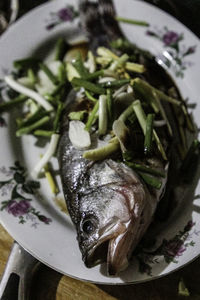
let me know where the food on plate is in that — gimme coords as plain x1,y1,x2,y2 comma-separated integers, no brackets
0,0,199,275
58,0,199,275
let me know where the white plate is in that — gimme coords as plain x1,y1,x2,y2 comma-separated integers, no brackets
0,0,200,284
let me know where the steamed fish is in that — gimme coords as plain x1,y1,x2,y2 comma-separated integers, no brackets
58,0,197,275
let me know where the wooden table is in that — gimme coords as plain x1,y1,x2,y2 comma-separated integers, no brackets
0,224,200,299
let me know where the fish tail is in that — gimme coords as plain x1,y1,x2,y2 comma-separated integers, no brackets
98,0,124,40
79,0,110,51
79,0,124,51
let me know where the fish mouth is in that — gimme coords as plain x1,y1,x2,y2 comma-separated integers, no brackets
84,220,132,275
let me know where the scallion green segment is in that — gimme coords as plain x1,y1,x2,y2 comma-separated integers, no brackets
153,130,167,160
133,100,167,160
31,133,60,178
0,94,28,112
27,68,37,84
133,79,159,113
83,138,120,161
71,78,105,94
17,108,48,129
13,57,41,70
39,63,59,85
125,62,145,73
138,172,162,189
109,54,129,71
57,63,67,83
53,102,64,133
98,95,108,135
119,102,135,123
16,116,50,137
34,130,53,137
100,79,130,88
132,78,181,106
132,100,147,134
72,52,89,78
85,101,99,131
116,16,149,27
84,70,104,81
125,161,165,177
155,96,173,136
106,88,113,125
51,82,65,97
144,114,155,156
54,37,69,61
85,90,98,102
44,162,59,194
181,104,195,132
68,110,87,121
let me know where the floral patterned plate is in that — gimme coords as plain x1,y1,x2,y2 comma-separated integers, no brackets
0,0,200,284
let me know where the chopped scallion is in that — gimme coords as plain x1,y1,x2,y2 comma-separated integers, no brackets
16,116,50,137
100,79,130,88
44,163,59,194
39,63,59,85
85,101,99,131
138,172,162,189
115,16,149,27
53,102,64,133
54,37,69,61
31,133,60,178
68,110,87,121
0,94,28,113
85,90,98,102
71,77,105,94
5,75,53,111
125,161,165,177
144,114,155,156
83,137,120,161
98,95,108,135
34,130,53,137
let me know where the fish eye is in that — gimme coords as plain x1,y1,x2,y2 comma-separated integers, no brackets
82,218,96,234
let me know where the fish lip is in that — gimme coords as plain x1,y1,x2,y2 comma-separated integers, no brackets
83,220,127,270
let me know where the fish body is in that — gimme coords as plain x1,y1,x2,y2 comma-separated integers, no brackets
58,0,193,275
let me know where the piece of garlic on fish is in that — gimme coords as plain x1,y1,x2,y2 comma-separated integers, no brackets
113,119,129,153
69,120,91,150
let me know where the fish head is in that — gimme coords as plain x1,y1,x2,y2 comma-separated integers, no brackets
76,161,155,275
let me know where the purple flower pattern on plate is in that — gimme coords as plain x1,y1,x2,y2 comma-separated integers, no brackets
46,5,79,30
7,200,31,217
136,220,197,275
146,26,196,77
0,161,52,226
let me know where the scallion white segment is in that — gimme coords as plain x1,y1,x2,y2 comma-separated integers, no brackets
98,95,107,135
31,133,60,178
36,60,62,95
69,120,91,150
113,119,129,152
5,75,53,111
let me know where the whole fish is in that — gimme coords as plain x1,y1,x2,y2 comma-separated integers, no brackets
58,0,195,275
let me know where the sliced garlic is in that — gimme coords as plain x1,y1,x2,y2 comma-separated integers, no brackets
69,120,91,150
